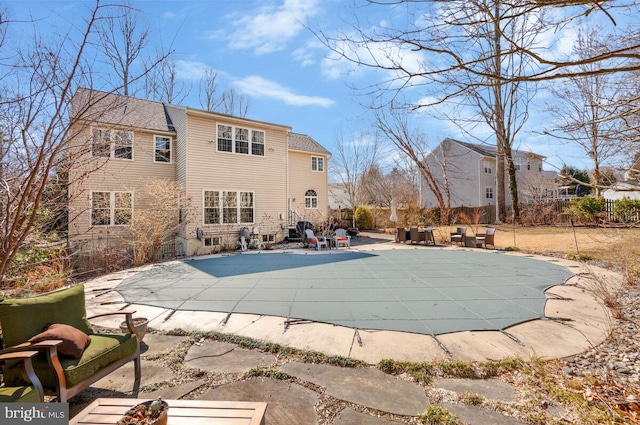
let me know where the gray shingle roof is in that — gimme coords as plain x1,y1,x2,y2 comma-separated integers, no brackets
71,88,174,133
447,138,497,157
288,132,331,155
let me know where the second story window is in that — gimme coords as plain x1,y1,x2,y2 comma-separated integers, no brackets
252,130,265,156
312,156,324,172
155,136,172,163
483,160,492,174
217,124,265,157
92,129,133,160
235,128,249,154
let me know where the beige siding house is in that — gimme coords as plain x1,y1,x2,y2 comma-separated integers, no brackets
68,89,330,257
420,138,546,209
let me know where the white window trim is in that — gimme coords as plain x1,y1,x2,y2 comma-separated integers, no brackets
90,190,134,226
202,189,255,225
311,156,325,172
304,189,319,209
483,160,492,174
154,135,172,164
215,123,266,157
91,127,134,161
485,187,494,199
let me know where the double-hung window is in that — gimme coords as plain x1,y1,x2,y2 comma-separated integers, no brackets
251,130,265,156
483,160,492,174
311,156,324,172
217,125,233,152
216,124,265,157
92,129,133,160
155,136,172,163
91,191,132,226
204,190,254,224
485,187,494,200
235,128,249,154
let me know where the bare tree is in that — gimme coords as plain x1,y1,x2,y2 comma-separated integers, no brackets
0,1,167,285
197,69,251,117
220,87,251,117
316,0,639,222
199,68,224,112
126,179,192,266
545,28,630,196
374,109,453,224
332,131,381,227
145,58,190,105
96,0,150,96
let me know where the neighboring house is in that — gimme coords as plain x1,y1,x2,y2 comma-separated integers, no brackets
603,182,640,201
420,138,546,208
68,89,330,256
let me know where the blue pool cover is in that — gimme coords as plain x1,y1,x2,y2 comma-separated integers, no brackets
115,249,574,335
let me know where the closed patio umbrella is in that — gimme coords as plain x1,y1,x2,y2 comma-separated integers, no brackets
390,199,398,223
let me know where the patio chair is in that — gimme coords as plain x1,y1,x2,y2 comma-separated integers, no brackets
0,284,141,402
396,227,407,243
0,350,44,403
409,226,426,244
333,228,351,249
305,229,328,250
450,227,467,246
475,227,496,249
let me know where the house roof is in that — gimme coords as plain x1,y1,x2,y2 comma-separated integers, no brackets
448,138,497,157
447,138,546,160
71,88,174,133
288,132,331,156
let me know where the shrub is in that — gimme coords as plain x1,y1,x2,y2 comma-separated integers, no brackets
564,196,606,223
354,206,374,229
612,196,640,223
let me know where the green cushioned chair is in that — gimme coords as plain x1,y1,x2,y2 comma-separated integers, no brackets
0,351,44,402
0,285,141,402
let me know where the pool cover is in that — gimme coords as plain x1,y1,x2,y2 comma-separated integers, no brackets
115,249,574,335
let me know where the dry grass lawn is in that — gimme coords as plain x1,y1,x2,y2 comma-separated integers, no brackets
437,225,640,267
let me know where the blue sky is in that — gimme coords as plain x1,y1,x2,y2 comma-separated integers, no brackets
6,0,627,174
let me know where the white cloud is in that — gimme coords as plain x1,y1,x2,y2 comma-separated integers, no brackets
212,0,323,55
234,75,334,107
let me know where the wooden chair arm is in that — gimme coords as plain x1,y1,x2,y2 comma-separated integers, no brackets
0,340,64,396
88,310,140,336
0,350,39,362
0,350,45,401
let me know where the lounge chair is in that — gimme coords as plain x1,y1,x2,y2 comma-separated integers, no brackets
305,229,328,250
0,285,141,402
450,227,466,246
476,227,496,249
333,228,351,248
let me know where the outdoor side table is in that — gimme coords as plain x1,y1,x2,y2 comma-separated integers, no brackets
70,398,267,425
465,235,478,248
